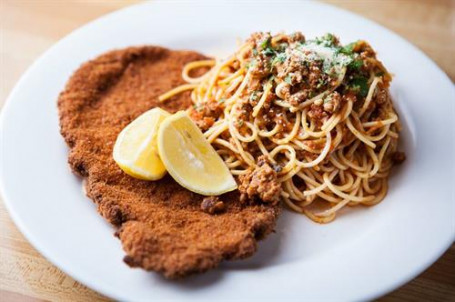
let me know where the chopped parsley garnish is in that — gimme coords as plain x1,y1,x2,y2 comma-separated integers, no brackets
245,58,256,69
314,33,336,47
324,33,336,43
284,74,293,84
349,76,369,97
339,42,357,55
249,92,258,101
316,78,326,89
348,59,363,70
262,48,275,56
252,48,258,56
260,37,271,50
218,98,225,103
272,53,286,65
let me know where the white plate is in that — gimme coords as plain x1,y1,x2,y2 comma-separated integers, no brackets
1,1,454,301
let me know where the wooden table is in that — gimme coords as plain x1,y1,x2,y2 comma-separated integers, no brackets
1,1,454,301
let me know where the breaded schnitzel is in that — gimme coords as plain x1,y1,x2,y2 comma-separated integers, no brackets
58,46,280,278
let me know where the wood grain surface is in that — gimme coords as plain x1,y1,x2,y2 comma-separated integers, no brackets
0,1,454,301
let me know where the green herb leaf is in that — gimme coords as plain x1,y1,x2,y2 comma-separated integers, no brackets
260,37,271,50
272,53,286,65
263,48,275,56
249,92,258,101
313,33,336,46
252,48,258,56
348,59,363,70
323,33,335,43
245,58,256,70
316,78,326,89
339,42,356,55
284,74,293,84
350,76,369,97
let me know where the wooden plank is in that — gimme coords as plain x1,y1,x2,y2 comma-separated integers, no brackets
325,0,455,82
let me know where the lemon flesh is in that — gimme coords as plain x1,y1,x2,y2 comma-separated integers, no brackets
113,107,170,180
158,111,237,195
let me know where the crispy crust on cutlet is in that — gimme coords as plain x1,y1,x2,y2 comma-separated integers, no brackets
57,46,280,278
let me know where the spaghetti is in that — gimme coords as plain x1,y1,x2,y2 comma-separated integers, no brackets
159,32,404,223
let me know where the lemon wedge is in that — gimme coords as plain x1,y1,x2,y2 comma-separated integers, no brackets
113,107,170,180
157,111,237,195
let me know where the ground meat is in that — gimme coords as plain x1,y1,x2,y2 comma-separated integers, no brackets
288,90,308,106
277,51,309,84
189,99,223,131
375,87,388,104
238,156,281,204
249,56,270,77
308,64,322,88
247,79,262,94
275,82,291,100
189,109,215,131
323,92,341,113
238,101,253,121
247,32,272,49
289,31,305,43
391,151,406,164
296,149,318,162
356,40,377,58
343,92,357,104
200,196,225,214
287,71,303,85
308,104,327,121
272,31,305,45
274,113,287,129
